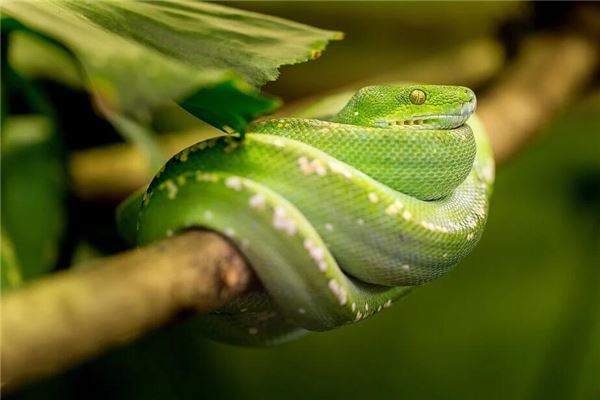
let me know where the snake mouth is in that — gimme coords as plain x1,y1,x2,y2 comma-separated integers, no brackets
386,99,476,130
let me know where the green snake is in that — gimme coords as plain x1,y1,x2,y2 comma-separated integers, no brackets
118,84,494,346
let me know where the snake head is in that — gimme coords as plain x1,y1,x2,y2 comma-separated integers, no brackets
331,84,476,129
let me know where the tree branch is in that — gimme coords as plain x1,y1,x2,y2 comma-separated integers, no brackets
478,33,598,164
1,231,255,391
2,30,598,392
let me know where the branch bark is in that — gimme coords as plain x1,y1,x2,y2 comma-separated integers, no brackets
1,231,255,391
2,31,598,392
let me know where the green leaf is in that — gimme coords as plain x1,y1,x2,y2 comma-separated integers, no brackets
1,229,23,291
7,30,82,90
2,0,341,157
1,115,66,285
180,80,281,135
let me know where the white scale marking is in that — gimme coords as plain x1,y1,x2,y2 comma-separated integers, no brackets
162,180,178,200
249,194,266,210
225,228,235,238
272,206,297,236
328,160,352,178
385,200,404,216
225,177,243,191
298,157,327,176
304,239,328,271
328,279,348,305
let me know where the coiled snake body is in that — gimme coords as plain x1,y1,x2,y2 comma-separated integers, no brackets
120,85,494,346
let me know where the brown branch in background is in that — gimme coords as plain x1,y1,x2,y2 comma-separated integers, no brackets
70,129,221,202
1,231,255,391
1,30,598,392
478,33,598,164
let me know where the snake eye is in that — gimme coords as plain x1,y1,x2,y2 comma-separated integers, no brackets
409,89,426,105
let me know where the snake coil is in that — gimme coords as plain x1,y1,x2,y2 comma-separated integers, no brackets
120,84,494,346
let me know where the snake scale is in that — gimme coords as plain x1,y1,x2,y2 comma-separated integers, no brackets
118,84,495,346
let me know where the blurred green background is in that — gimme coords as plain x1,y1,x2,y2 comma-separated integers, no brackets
6,2,600,399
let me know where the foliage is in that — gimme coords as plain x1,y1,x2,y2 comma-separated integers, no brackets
2,0,340,160
0,0,340,287
1,116,65,288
